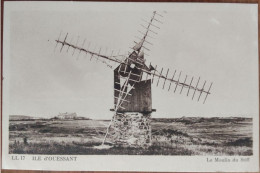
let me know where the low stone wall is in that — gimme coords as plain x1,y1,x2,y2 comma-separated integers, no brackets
110,112,151,148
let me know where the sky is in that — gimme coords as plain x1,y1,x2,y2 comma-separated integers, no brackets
3,2,259,119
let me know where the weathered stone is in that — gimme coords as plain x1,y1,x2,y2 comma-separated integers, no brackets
110,112,151,148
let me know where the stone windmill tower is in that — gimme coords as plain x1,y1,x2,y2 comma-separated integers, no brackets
54,11,213,148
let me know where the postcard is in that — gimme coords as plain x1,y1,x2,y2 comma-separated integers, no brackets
2,1,259,172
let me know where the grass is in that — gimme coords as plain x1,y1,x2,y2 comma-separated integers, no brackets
9,141,194,155
9,117,253,155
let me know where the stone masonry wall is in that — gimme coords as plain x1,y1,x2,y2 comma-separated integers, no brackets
110,112,151,148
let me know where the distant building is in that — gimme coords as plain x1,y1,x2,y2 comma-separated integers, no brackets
56,112,77,119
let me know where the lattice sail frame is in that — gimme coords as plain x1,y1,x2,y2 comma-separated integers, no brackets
54,11,212,106
54,11,213,145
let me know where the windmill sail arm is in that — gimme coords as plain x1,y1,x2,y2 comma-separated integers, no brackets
137,67,211,95
134,11,162,52
55,39,123,65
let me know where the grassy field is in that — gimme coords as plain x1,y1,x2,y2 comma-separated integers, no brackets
9,117,252,155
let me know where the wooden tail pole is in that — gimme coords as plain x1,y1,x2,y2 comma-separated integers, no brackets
157,67,164,86
180,75,187,94
102,115,115,145
103,70,137,144
192,77,200,100
168,70,176,91
203,82,213,104
174,71,182,93
118,64,123,74
116,70,133,110
162,68,169,89
187,77,194,96
151,65,157,84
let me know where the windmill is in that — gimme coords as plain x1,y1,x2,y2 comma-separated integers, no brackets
54,11,213,148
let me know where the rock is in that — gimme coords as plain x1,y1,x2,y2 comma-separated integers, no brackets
110,112,151,148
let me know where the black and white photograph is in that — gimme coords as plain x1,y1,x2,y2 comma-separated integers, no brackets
2,1,259,172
